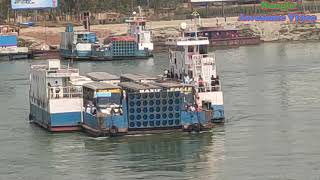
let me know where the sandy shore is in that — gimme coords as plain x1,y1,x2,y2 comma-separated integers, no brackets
19,13,320,48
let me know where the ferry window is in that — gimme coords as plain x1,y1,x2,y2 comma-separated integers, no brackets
177,46,183,52
188,46,194,53
97,94,121,106
199,45,207,54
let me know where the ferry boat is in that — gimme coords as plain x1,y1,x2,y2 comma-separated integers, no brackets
185,26,261,47
0,25,31,60
29,59,83,131
165,21,225,122
59,11,153,60
80,73,215,137
29,22,224,136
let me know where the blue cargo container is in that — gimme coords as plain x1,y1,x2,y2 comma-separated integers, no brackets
0,35,17,47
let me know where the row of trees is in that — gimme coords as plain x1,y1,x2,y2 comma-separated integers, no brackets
0,0,185,22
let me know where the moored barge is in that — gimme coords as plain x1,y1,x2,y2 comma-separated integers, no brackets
185,26,261,47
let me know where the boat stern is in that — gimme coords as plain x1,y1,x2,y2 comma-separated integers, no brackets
198,91,225,123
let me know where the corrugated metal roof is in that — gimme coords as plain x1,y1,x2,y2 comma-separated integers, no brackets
83,82,120,90
109,36,135,42
152,81,193,88
86,72,119,81
121,73,158,81
119,81,160,91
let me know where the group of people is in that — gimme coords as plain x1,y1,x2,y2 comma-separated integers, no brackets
164,70,220,92
197,75,220,92
48,81,61,98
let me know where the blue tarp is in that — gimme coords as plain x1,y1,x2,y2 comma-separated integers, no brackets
0,35,17,47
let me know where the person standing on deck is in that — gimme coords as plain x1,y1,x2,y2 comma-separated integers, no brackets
184,73,190,84
55,81,61,98
210,75,216,91
48,83,53,98
198,75,204,92
195,96,201,112
216,75,220,90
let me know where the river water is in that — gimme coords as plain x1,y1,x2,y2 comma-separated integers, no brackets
1,42,320,180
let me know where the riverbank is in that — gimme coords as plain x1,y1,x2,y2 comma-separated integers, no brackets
19,13,320,50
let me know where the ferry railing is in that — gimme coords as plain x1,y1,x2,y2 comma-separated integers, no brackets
48,86,83,99
187,81,221,92
186,53,215,65
166,36,209,44
195,85,222,92
192,53,215,61
46,69,79,77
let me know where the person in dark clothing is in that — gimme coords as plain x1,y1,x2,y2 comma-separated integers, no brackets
216,75,220,90
55,81,60,98
167,70,171,78
210,75,216,91
48,83,53,98
198,75,204,92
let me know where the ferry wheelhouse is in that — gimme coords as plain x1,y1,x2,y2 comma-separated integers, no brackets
60,25,98,59
125,13,154,53
29,59,83,131
165,23,225,122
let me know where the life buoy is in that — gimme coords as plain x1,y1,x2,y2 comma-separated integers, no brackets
109,125,118,136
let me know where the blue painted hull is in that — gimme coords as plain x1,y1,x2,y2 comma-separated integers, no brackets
60,49,152,60
82,112,128,137
29,103,81,132
212,105,225,123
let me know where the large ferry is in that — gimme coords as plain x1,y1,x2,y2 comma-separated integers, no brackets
29,59,83,131
60,10,153,60
29,20,224,136
79,72,217,136
165,20,225,122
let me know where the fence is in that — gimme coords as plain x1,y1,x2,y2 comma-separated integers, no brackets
48,86,83,99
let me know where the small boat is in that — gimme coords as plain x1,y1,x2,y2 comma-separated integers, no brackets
17,22,34,27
